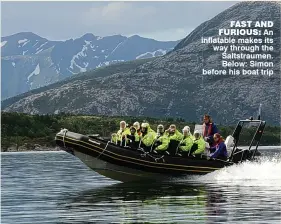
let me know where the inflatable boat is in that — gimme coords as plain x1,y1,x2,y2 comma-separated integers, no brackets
55,119,266,182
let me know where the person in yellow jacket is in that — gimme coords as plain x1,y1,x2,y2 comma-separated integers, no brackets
111,121,131,146
165,124,183,142
133,121,142,137
179,126,194,153
140,122,156,149
154,124,170,151
190,130,206,156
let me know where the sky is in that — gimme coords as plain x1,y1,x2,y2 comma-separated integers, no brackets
1,1,237,41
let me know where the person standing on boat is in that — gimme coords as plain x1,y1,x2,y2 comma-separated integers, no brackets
209,133,228,160
140,123,156,150
126,126,140,149
154,124,170,151
111,121,131,146
178,126,194,154
165,124,183,141
133,121,142,136
202,114,219,146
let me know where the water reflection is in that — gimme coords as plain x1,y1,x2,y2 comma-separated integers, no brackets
59,182,230,223
2,151,281,224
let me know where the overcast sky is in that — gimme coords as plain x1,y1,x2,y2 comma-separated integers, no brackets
1,1,237,41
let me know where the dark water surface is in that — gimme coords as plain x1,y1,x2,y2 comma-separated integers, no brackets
2,149,281,223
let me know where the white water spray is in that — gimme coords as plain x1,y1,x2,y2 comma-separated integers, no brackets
196,155,281,187
174,154,281,188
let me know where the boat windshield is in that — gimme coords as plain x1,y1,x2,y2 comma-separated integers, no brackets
229,119,266,161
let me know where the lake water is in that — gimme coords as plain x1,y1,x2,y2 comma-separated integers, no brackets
2,149,281,223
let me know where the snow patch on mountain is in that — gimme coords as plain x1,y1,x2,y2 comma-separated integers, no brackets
69,41,91,72
1,31,179,99
55,66,60,74
84,40,91,45
67,68,75,74
79,66,87,73
27,64,40,81
22,40,30,47
36,41,48,50
18,39,28,44
33,41,39,47
136,49,167,59
109,40,126,55
35,49,43,54
1,41,7,47
96,60,124,68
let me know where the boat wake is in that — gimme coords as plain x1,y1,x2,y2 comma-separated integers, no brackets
176,154,281,187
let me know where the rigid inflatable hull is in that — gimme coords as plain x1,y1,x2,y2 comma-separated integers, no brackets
55,131,232,182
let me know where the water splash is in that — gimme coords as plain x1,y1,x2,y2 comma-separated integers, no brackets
172,154,281,188
196,155,281,187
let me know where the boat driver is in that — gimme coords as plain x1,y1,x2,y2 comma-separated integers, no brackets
202,114,219,146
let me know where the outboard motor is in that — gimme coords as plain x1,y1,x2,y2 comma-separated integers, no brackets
231,148,251,163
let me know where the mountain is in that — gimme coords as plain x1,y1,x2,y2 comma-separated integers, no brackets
1,32,179,99
2,2,280,125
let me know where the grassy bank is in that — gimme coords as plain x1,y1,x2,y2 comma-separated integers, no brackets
1,112,280,151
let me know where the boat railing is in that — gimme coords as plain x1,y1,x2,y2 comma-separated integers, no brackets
228,119,266,162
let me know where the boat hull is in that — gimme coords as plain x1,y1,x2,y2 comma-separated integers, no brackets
55,130,232,182
72,150,169,182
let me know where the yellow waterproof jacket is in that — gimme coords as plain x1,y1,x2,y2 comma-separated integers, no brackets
155,134,170,151
179,135,194,152
130,132,140,142
112,127,131,143
141,126,156,147
165,129,183,142
192,137,206,155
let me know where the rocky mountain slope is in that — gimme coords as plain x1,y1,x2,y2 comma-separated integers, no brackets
1,32,179,99
2,2,280,125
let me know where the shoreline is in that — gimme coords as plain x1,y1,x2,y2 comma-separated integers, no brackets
1,146,61,153
2,113,280,150
1,150,64,154
2,145,281,153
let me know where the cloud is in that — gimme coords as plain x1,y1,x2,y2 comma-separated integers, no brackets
1,1,237,41
81,1,236,38
131,27,194,41
83,2,156,27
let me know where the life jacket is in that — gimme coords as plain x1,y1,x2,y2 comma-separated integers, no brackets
203,122,213,137
155,134,170,151
193,137,206,155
